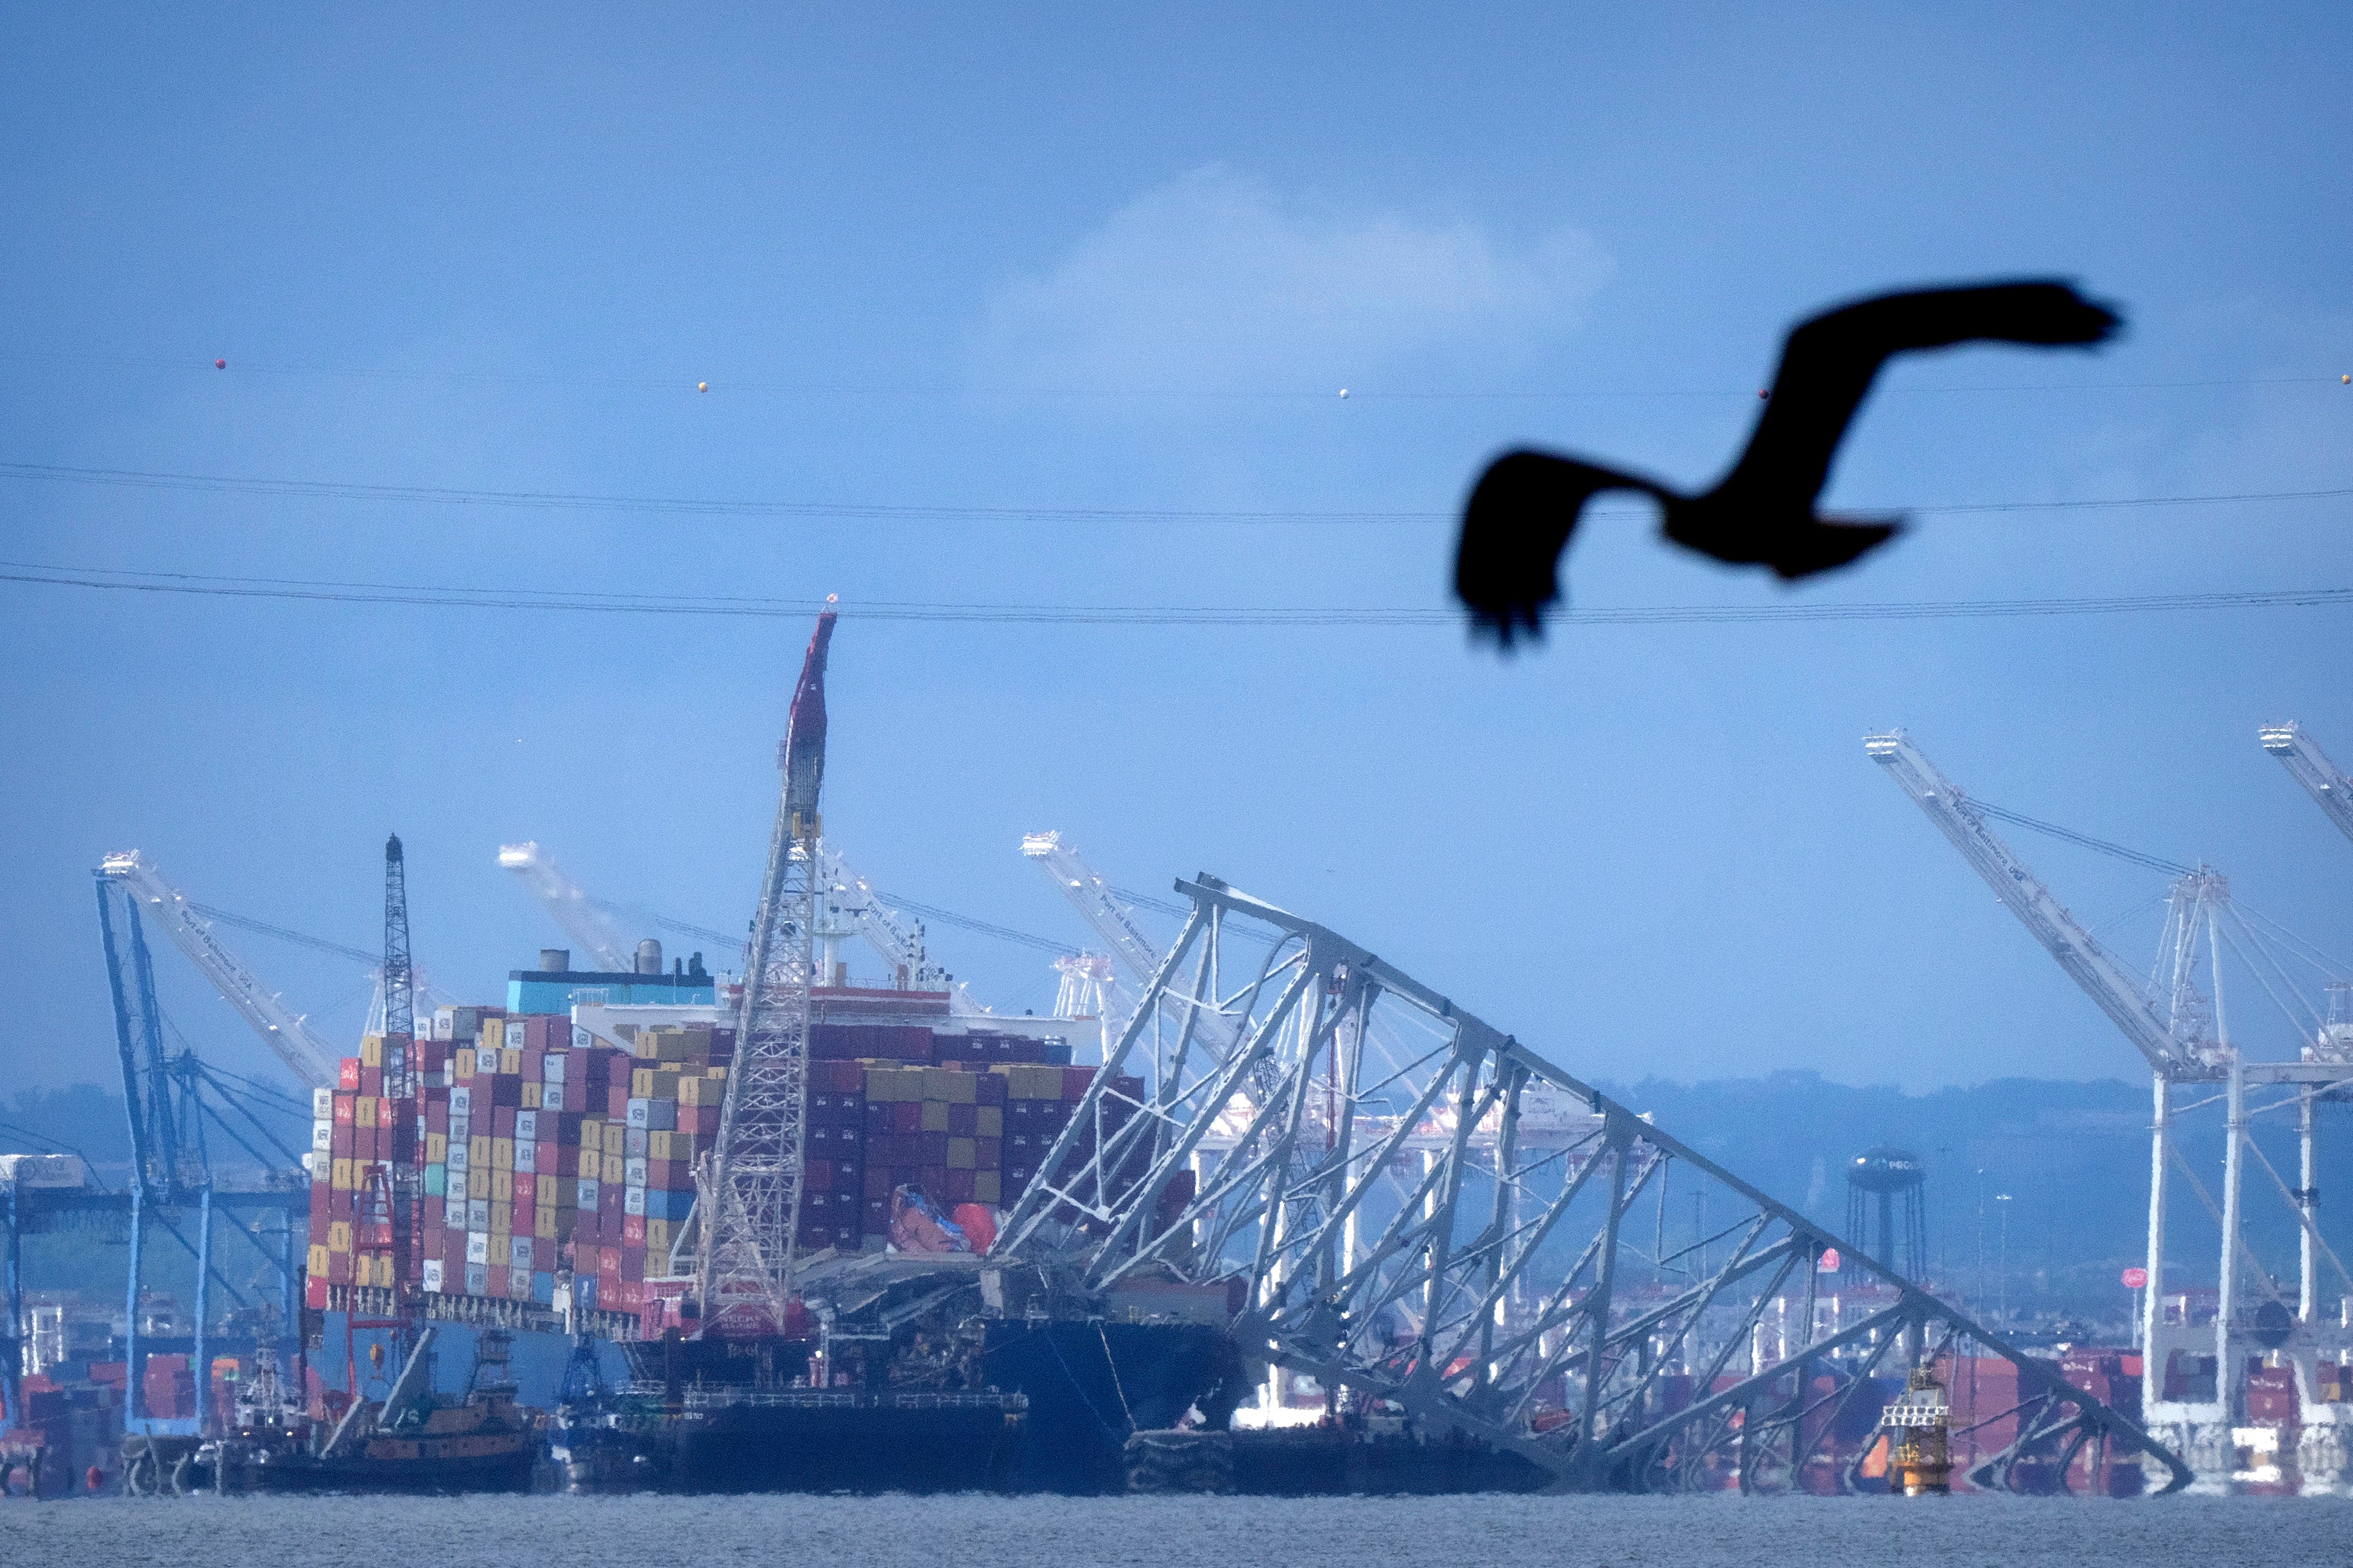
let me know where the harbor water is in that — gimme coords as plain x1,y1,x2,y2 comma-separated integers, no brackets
8,1492,2352,1568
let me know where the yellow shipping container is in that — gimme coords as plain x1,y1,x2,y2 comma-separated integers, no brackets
468,1167,491,1201
929,1068,978,1105
602,1124,625,1155
330,1158,354,1191
359,1033,384,1068
355,1096,378,1130
490,1201,512,1236
865,1067,919,1102
492,1137,514,1171
579,1118,603,1149
975,1106,1003,1139
481,1017,505,1050
630,1068,654,1099
491,1169,512,1203
650,1070,683,1101
307,1243,331,1277
920,1101,950,1133
645,1218,674,1255
455,1047,476,1078
677,1076,710,1107
521,1082,542,1110
498,1046,520,1075
469,1135,491,1168
327,1220,353,1253
648,1130,695,1161
424,1132,447,1164
946,1137,977,1171
487,1233,510,1267
602,1153,625,1185
973,1171,1002,1205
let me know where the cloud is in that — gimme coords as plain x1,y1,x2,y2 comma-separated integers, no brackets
972,167,1609,390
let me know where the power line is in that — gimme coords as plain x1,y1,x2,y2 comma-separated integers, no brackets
871,893,1072,956
3,352,2343,399
4,560,2350,627
3,461,2348,523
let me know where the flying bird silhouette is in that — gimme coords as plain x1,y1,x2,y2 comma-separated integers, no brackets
1454,280,2123,646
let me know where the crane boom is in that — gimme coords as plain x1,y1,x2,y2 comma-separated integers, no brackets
97,852,338,1090
816,843,984,1014
1023,831,1230,1055
496,841,634,971
2261,723,2353,849
1864,731,2217,1080
697,607,835,1332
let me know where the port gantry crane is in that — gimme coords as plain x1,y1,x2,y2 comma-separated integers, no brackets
978,872,2185,1492
1866,730,2353,1476
2262,723,2353,849
695,607,836,1336
496,841,636,973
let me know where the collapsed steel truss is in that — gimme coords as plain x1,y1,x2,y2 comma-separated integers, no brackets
998,875,2189,1493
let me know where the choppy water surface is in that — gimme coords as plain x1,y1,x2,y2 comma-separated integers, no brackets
7,1492,2350,1567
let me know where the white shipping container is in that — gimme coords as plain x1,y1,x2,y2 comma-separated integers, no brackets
312,1087,335,1119
469,1198,491,1230
510,1236,534,1270
422,1259,445,1293
577,1177,600,1210
465,1262,489,1296
465,1230,490,1266
514,1110,537,1144
543,1053,566,1084
449,1085,471,1115
623,1158,647,1189
541,1083,566,1112
623,1184,647,1218
447,1141,469,1173
311,1121,333,1153
514,1141,535,1174
625,1098,650,1129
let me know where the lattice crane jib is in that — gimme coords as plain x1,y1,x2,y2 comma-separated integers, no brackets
95,852,339,1090
1862,731,2223,1081
697,608,836,1336
994,875,2188,1494
2262,722,2353,849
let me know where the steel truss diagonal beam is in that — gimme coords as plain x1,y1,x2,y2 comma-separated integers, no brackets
998,874,2191,1494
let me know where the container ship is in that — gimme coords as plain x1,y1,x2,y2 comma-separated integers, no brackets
307,965,1235,1494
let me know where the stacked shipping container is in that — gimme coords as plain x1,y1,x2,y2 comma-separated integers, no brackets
305,1014,731,1320
302,997,1142,1318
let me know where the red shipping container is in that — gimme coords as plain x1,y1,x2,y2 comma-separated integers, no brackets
1061,1067,1094,1101
305,1275,331,1311
423,1196,444,1230
338,1058,361,1091
621,1213,646,1246
493,1105,517,1139
607,1053,634,1088
326,1251,352,1285
359,1065,383,1097
621,1245,646,1281
521,1048,545,1081
973,1073,1007,1107
577,1243,604,1275
944,1169,976,1202
512,1173,537,1209
607,1087,630,1117
574,1209,602,1246
889,1101,923,1134
600,1183,624,1222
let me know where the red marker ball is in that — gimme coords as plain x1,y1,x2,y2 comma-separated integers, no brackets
1757,389,1769,399
214,359,227,370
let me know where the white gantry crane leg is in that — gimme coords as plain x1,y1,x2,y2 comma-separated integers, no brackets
2261,723,2353,849
497,841,634,972
98,853,339,1090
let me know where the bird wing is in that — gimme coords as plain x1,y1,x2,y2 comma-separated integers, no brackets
1454,450,1660,646
1713,281,2122,511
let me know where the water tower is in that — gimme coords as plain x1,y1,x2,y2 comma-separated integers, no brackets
1845,1146,1928,1280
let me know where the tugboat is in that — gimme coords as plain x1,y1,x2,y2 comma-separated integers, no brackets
225,1327,539,1494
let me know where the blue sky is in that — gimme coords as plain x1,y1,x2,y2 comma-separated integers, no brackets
3,3,2348,1099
